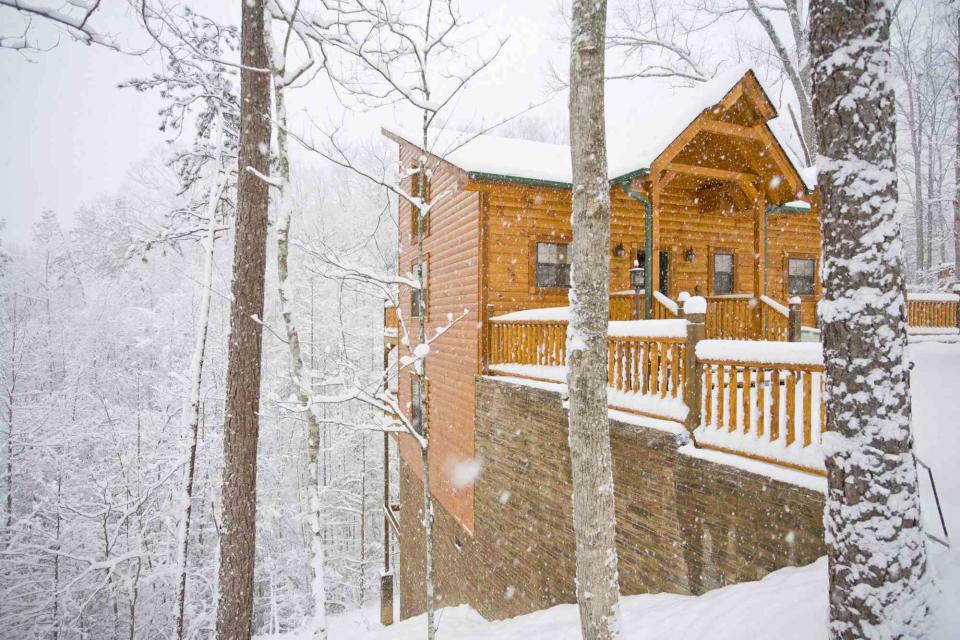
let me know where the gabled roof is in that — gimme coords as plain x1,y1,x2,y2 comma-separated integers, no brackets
383,65,815,192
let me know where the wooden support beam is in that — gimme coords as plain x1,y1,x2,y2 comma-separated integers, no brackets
699,119,766,141
666,162,758,184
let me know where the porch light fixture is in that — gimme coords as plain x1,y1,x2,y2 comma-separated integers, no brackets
614,242,626,258
684,248,696,262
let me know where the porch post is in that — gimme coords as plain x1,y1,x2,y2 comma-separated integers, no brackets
650,169,663,303
788,297,803,342
683,296,706,435
752,193,767,339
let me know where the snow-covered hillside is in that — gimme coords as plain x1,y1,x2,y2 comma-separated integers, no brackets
313,342,960,640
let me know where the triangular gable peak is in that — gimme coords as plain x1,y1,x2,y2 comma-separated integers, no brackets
382,69,813,203
643,70,808,208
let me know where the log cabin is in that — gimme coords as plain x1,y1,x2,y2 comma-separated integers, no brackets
377,67,960,624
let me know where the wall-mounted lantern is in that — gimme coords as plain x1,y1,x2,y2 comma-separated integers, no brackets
614,242,626,258
683,247,696,262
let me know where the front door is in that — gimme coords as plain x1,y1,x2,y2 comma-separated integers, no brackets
637,250,671,294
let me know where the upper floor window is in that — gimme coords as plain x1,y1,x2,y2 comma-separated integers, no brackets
788,258,816,296
536,242,571,288
411,262,427,317
409,172,431,238
712,252,735,294
410,375,424,435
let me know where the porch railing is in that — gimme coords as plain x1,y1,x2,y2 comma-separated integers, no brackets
907,292,959,330
485,302,826,474
694,341,825,473
609,291,678,321
482,289,958,475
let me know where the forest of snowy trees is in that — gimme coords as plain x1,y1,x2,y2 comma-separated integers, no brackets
2,0,960,639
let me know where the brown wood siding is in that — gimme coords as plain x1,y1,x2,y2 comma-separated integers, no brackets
395,142,481,533
480,182,820,325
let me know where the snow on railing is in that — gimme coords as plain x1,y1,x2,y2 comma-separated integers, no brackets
906,292,959,329
694,340,825,473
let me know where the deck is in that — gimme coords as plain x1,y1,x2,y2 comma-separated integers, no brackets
481,290,959,475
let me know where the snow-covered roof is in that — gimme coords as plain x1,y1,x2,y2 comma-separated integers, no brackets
384,65,815,191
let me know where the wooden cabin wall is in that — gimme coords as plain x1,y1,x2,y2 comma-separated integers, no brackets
479,181,819,325
765,209,822,327
480,184,647,316
395,143,481,532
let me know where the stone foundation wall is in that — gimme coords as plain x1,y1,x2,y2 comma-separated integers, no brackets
398,376,825,621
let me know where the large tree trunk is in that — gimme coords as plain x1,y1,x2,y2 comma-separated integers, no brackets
216,0,271,637
567,2,622,639
955,10,960,284
810,1,930,637
910,86,926,275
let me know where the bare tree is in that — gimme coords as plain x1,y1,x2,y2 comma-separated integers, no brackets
216,0,271,637
0,0,116,51
263,6,328,637
567,2,623,639
810,0,931,637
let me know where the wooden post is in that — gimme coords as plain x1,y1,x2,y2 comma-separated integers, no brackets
683,296,707,435
484,304,494,374
752,195,767,339
677,291,689,320
633,287,642,320
380,570,394,625
788,297,803,342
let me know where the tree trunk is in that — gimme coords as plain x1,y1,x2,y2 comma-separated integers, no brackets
810,1,930,637
927,127,935,274
567,1,622,639
956,10,960,283
215,0,271,637
911,86,926,275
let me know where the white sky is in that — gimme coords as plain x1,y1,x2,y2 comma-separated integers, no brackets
0,1,572,244
0,1,781,245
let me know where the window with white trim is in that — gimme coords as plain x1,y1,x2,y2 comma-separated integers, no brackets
788,258,816,296
536,242,571,288
712,252,734,294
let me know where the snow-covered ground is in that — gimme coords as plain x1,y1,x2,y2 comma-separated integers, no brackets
314,342,960,639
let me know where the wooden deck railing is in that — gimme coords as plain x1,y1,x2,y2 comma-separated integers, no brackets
486,304,827,475
695,352,826,473
489,320,566,367
607,333,686,400
609,291,678,321
758,296,791,341
704,295,754,339
907,293,959,329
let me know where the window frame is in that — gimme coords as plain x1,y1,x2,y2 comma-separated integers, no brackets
533,240,572,290
785,255,817,298
709,249,736,295
408,171,432,241
410,258,429,319
410,375,424,435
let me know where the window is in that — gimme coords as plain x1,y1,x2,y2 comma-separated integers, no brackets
712,252,735,294
788,258,816,296
409,172,431,238
410,261,427,317
536,242,571,288
410,376,424,435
